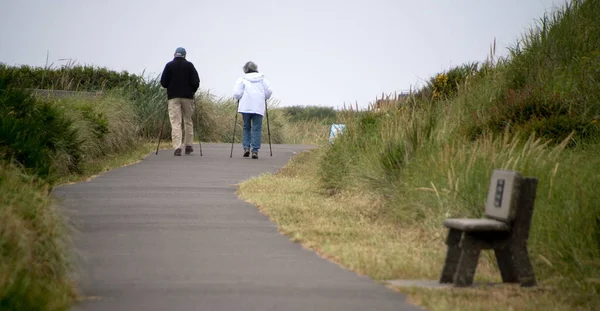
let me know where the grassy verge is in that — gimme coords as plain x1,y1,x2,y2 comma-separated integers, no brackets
239,149,446,281
238,147,600,310
0,164,75,311
57,142,155,185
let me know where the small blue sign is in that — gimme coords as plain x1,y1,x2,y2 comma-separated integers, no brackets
329,124,346,144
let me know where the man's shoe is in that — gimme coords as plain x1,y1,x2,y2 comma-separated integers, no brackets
251,151,258,159
174,148,182,156
185,146,193,155
243,148,250,158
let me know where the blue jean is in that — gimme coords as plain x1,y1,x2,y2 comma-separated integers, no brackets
242,113,263,152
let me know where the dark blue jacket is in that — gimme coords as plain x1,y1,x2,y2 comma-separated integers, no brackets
160,57,200,99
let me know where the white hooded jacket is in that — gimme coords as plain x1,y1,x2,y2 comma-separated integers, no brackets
233,72,273,116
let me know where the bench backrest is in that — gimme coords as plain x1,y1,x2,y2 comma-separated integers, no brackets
484,169,524,223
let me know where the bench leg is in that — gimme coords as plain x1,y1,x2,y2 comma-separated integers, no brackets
454,235,481,287
440,229,462,283
494,247,519,283
511,244,537,287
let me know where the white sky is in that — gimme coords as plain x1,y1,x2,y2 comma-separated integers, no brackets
0,0,564,109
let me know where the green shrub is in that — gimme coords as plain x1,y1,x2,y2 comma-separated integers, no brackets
0,62,145,92
74,104,109,139
0,79,82,178
467,83,598,144
427,63,479,101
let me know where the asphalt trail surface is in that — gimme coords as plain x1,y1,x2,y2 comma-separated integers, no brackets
54,143,423,311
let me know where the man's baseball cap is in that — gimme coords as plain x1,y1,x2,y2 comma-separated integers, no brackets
175,47,187,57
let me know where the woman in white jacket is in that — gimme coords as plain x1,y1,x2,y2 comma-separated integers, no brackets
233,61,273,159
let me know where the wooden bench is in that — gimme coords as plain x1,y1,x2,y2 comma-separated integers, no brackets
439,169,538,287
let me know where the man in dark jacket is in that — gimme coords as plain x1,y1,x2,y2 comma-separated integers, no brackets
160,47,200,156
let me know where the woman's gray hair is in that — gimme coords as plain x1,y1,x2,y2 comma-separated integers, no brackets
243,61,258,73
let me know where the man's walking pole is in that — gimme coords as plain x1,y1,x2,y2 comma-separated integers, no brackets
230,100,240,158
197,129,203,156
265,99,272,157
155,107,168,155
194,100,203,156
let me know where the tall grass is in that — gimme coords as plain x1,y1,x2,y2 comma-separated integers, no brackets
460,0,600,144
0,61,144,92
0,163,74,311
276,105,337,145
116,76,167,139
318,0,600,305
280,120,330,145
281,105,337,124
187,95,289,144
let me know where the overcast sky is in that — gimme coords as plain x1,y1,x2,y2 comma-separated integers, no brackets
1,0,564,109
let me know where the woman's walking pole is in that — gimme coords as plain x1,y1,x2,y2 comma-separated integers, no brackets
230,100,240,158
265,100,272,157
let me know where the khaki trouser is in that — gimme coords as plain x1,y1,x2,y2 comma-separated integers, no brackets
168,98,194,149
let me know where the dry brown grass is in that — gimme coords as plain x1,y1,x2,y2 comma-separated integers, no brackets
398,284,590,311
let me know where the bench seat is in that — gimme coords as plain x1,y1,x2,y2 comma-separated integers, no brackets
444,218,510,232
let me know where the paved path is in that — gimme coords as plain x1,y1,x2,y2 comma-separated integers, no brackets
54,143,422,311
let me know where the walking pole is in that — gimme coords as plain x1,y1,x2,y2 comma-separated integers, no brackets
197,128,203,156
194,100,203,156
155,106,168,155
265,99,272,157
230,100,240,158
